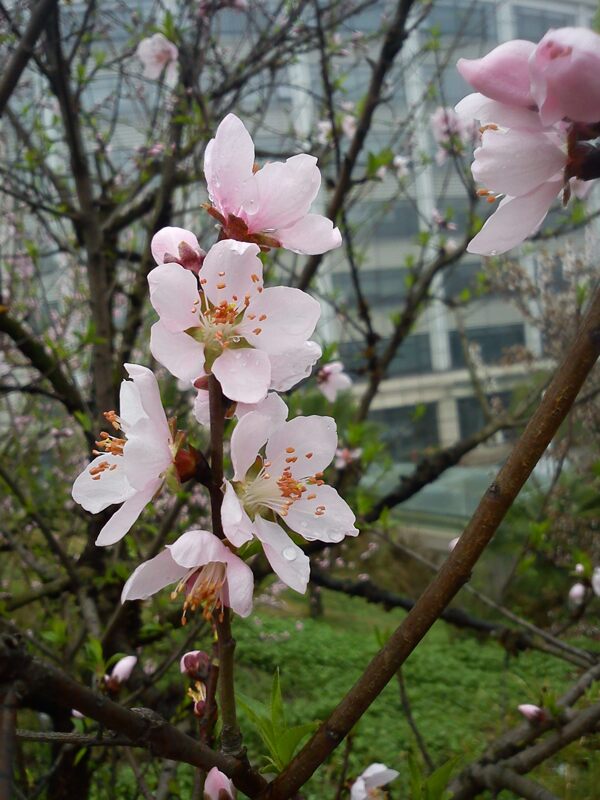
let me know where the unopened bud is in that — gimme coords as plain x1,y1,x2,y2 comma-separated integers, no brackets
204,767,235,799
180,650,211,680
568,582,586,608
174,446,201,483
104,655,137,693
193,699,207,717
518,704,548,723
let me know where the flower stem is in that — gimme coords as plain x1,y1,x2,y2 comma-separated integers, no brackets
207,375,244,758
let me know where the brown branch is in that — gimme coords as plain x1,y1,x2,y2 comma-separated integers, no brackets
0,0,59,117
0,633,267,798
397,669,434,773
260,283,600,799
0,684,19,800
468,765,558,800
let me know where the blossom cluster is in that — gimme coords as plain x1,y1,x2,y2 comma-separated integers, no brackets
72,114,358,624
456,27,600,255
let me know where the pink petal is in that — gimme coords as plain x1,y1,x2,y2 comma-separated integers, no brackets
221,550,254,618
150,322,205,382
266,415,337,478
530,27,600,125
457,40,536,108
254,516,309,594
243,154,321,231
193,388,210,425
277,214,342,255
72,454,135,514
200,239,263,308
96,479,162,546
121,547,188,602
124,364,171,439
269,341,322,391
236,392,288,424
204,767,235,800
468,179,561,255
472,129,565,197
230,411,274,481
361,764,399,789
123,420,172,491
148,263,200,333
222,480,254,546
285,484,358,542
241,287,321,355
151,226,202,265
212,348,270,403
205,114,255,217
455,93,543,131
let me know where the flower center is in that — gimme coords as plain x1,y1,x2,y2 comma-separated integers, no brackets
171,562,227,624
241,452,326,520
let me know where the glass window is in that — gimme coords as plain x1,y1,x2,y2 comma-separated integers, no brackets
338,333,431,377
422,1,497,41
351,200,420,240
457,391,513,440
443,260,488,299
449,324,525,368
369,403,439,458
514,7,574,41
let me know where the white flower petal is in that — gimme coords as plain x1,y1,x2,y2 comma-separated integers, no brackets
266,416,337,478
269,341,322,391
121,547,188,602
241,287,321,355
72,454,135,514
277,214,342,255
285,484,358,543
96,479,162,546
212,348,270,403
148,263,200,332
200,240,263,308
222,481,254,546
254,516,309,594
150,322,205,383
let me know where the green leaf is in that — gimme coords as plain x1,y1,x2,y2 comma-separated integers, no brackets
270,669,285,733
276,722,318,765
424,757,459,799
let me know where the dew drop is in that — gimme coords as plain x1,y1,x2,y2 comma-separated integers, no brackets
283,547,297,561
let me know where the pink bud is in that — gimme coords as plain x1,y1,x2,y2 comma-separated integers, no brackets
530,27,600,125
518,703,547,723
574,562,585,575
568,582,586,607
204,767,235,799
110,655,137,684
180,650,211,681
457,40,536,108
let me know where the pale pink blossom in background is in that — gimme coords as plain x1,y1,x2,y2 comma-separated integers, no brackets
148,240,320,403
574,562,585,575
122,530,254,620
151,226,205,274
568,582,586,607
592,567,600,596
334,446,362,470
316,119,332,145
204,114,342,254
350,763,399,800
204,767,236,799
448,536,460,552
222,413,358,592
530,28,600,125
317,361,352,402
393,154,410,179
518,704,547,723
136,33,179,84
430,106,477,165
72,364,175,546
341,114,357,139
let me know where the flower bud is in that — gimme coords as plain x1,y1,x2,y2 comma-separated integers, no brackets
104,655,137,694
457,40,535,108
568,582,586,607
180,650,211,681
204,767,235,799
517,703,547,723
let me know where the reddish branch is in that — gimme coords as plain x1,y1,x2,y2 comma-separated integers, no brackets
261,284,600,799
0,633,267,798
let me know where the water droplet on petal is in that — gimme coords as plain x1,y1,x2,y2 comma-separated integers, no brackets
234,353,241,360
283,547,297,561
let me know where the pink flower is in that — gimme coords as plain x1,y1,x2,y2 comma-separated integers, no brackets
136,33,179,84
517,704,547,723
350,763,399,800
221,413,358,592
393,154,410,178
430,106,477,165
317,361,352,402
204,766,236,799
151,227,205,274
334,447,362,470
121,530,254,621
148,240,321,403
456,94,567,255
204,114,341,254
457,40,536,108
341,114,357,139
72,364,176,546
530,28,600,125
568,582,586,607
